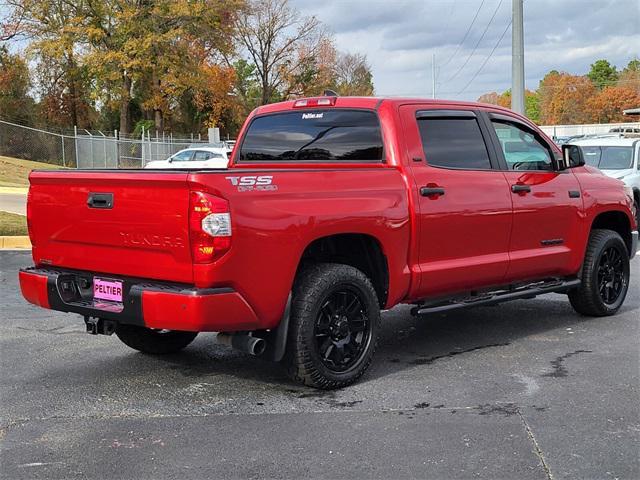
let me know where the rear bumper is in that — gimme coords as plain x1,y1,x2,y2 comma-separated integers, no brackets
19,267,259,332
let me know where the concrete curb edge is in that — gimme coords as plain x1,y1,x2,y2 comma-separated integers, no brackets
0,236,31,249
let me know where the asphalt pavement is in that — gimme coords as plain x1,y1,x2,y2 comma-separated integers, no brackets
1,250,638,479
0,193,27,216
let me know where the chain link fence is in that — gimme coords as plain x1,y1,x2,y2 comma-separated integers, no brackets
0,119,76,167
0,119,207,168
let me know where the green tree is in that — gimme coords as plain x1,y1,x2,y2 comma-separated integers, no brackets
623,59,640,73
587,59,619,89
477,88,539,123
618,59,640,93
81,0,243,134
232,58,263,113
525,91,540,123
5,0,94,128
0,46,35,123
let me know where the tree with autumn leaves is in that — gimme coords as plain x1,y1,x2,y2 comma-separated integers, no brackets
479,59,640,125
0,0,374,137
0,46,35,124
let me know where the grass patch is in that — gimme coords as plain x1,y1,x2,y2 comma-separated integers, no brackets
0,155,65,188
0,211,28,236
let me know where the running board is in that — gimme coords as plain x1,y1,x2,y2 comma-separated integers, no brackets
411,278,581,316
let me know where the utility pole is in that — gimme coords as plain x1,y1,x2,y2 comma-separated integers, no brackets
432,53,436,99
511,0,525,114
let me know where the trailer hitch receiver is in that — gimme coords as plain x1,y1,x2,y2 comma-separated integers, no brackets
84,316,117,335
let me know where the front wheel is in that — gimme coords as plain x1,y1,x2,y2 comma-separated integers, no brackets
285,263,380,389
116,324,198,354
569,229,630,317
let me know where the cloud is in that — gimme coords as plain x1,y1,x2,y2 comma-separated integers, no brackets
292,0,640,100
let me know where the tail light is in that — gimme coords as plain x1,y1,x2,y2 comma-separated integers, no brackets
189,191,231,263
26,188,35,246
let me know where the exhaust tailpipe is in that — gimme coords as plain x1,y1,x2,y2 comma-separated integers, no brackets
216,333,266,356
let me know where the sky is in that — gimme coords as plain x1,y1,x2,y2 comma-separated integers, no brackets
292,0,640,101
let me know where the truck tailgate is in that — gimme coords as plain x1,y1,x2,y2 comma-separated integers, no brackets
29,171,194,284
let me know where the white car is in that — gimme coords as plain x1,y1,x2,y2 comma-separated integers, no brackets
144,147,229,169
573,137,640,225
224,140,236,157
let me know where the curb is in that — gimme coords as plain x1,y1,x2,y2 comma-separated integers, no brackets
0,236,31,249
0,187,28,194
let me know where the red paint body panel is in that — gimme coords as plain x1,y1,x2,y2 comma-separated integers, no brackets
29,171,193,284
187,167,411,327
502,170,584,281
20,97,637,333
398,103,513,297
142,290,259,332
19,271,49,308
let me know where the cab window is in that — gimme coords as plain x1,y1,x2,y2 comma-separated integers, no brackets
491,121,553,171
417,116,492,170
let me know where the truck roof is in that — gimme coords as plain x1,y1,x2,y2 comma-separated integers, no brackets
254,96,520,117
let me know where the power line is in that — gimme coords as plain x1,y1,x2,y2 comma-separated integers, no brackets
446,0,504,83
458,19,512,95
372,76,640,98
439,0,486,70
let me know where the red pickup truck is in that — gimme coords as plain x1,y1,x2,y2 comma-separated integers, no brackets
20,96,638,389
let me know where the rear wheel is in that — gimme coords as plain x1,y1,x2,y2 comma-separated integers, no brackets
569,229,630,317
285,263,380,389
115,324,198,354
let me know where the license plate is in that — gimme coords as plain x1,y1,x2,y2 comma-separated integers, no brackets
93,277,123,303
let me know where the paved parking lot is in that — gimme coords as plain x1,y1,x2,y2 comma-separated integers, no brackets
1,250,638,479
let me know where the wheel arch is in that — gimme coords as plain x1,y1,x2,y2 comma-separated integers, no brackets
296,233,389,308
590,210,633,256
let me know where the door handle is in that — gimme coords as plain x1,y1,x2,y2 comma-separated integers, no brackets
87,192,114,209
511,184,531,194
420,186,445,197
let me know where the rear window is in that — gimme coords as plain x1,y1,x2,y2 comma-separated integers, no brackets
238,110,384,162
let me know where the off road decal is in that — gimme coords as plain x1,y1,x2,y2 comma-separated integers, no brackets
225,175,278,192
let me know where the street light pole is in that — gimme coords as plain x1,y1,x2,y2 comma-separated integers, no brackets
511,0,525,114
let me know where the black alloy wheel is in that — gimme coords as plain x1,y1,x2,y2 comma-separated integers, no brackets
597,246,627,305
285,263,380,389
314,288,371,373
569,229,630,317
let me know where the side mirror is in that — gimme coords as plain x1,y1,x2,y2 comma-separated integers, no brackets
562,144,585,168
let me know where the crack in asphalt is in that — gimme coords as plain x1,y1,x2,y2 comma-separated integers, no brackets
409,342,510,365
517,407,554,480
542,350,593,378
1,403,551,435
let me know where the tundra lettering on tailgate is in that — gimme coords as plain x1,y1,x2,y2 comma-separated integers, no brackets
120,232,185,248
226,175,278,192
